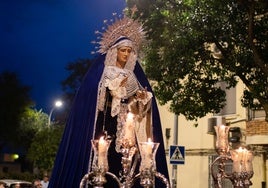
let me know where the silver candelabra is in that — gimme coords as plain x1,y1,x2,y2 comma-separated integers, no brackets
80,137,170,188
210,124,254,188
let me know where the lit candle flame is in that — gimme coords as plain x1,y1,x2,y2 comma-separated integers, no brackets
127,112,134,119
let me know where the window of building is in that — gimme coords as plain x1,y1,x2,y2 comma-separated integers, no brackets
216,82,236,116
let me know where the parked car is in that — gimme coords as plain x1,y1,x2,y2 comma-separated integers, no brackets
0,179,32,188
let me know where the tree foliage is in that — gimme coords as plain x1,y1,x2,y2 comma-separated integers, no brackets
62,59,93,95
18,108,49,149
126,0,268,121
0,71,64,173
18,108,64,173
0,71,33,143
27,125,64,172
61,58,95,109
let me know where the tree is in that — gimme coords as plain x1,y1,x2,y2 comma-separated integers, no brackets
126,0,268,121
18,108,48,149
15,108,50,173
17,107,64,174
0,71,33,143
61,58,95,110
27,125,64,173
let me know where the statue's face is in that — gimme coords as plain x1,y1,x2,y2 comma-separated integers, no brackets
117,46,132,66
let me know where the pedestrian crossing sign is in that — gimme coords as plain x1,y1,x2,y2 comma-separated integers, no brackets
169,145,185,165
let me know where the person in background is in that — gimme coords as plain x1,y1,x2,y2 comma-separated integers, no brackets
32,179,42,188
0,181,6,188
41,174,49,188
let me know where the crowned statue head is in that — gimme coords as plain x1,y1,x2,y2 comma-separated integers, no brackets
93,9,146,71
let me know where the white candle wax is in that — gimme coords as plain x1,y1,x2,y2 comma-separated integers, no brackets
219,125,225,136
98,136,107,167
237,147,245,173
124,113,135,142
219,125,227,148
143,138,153,169
231,151,238,172
245,150,253,172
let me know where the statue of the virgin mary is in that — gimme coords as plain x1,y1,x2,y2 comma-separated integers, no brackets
49,12,169,188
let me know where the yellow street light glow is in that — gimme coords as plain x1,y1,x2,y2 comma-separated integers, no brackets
12,154,19,160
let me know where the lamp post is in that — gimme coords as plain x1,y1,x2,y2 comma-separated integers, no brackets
48,100,63,127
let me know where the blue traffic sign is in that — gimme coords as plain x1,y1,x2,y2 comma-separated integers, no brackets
169,145,185,165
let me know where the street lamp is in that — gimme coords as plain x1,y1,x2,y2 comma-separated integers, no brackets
48,100,63,127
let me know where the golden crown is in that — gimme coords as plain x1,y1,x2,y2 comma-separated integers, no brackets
92,7,146,54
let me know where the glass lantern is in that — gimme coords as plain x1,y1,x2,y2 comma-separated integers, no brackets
138,141,160,187
214,124,230,155
139,141,159,171
91,137,111,172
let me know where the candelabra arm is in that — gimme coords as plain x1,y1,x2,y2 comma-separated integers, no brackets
210,156,222,188
79,172,94,188
129,152,140,178
155,172,171,188
133,172,142,185
120,144,139,187
106,172,122,187
210,155,232,188
133,171,170,188
80,171,122,188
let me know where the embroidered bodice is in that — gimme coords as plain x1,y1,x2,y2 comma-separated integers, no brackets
98,66,141,115
97,65,153,153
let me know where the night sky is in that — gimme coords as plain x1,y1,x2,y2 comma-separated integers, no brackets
0,0,126,113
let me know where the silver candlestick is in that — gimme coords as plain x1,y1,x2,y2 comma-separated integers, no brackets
210,124,254,188
80,138,170,188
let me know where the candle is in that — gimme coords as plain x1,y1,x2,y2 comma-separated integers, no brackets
245,150,254,172
238,147,244,173
98,136,107,167
219,125,226,136
143,138,153,169
146,138,153,154
139,140,160,172
124,112,135,143
232,147,247,173
214,124,229,154
231,147,239,173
